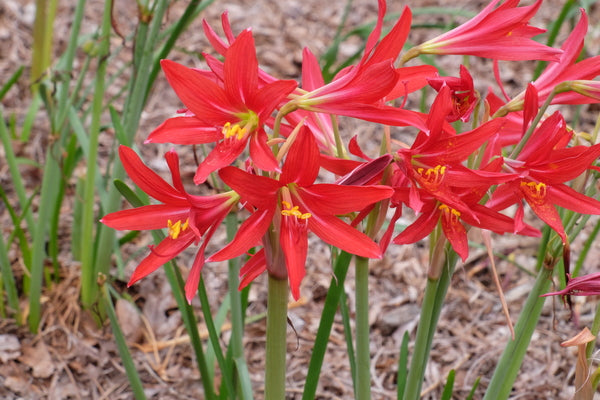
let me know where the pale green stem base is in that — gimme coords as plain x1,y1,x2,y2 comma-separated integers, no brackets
355,256,371,400
265,275,288,400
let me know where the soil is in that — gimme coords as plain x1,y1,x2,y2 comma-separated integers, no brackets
1,0,600,399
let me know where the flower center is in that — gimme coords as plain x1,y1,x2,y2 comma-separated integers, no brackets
520,181,547,203
167,218,189,239
416,165,446,190
281,201,311,220
222,122,248,140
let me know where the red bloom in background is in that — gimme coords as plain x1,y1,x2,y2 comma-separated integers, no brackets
208,129,393,299
543,271,600,298
404,0,562,62
146,30,297,183
101,146,238,302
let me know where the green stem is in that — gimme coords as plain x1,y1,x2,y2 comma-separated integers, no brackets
355,256,371,400
265,275,288,400
80,0,112,308
403,248,457,400
482,265,553,399
226,213,250,398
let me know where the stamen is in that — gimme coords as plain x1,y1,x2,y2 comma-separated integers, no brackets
416,165,447,189
167,218,189,239
520,181,547,201
222,122,247,140
439,204,461,224
281,201,311,220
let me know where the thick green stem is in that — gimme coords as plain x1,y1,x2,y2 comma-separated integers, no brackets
403,249,457,400
483,265,553,399
265,275,288,400
355,256,371,400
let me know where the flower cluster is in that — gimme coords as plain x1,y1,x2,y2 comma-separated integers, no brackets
103,0,600,303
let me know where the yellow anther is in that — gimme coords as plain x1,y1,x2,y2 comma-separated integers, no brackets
281,201,311,219
222,122,247,140
167,218,189,239
439,204,461,223
416,165,446,188
521,181,547,199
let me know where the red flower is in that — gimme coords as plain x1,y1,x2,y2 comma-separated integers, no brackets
100,146,238,302
487,111,600,243
294,2,433,130
403,0,562,62
428,65,478,122
208,129,393,299
496,10,600,115
146,30,297,183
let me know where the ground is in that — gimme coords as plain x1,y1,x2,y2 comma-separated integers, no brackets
1,0,600,399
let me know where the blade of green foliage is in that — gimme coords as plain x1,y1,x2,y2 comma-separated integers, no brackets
102,283,147,400
302,250,353,400
0,213,20,322
339,289,357,397
465,377,481,400
396,331,410,400
197,278,236,398
0,66,23,102
440,370,455,400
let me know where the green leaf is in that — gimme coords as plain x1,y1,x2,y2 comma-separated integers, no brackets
440,369,455,400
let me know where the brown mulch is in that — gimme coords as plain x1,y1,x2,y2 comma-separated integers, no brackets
2,0,600,399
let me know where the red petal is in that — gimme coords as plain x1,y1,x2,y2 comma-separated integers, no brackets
209,208,275,262
119,146,188,205
308,214,382,258
299,184,393,215
281,128,320,186
280,215,308,300
224,29,258,105
101,205,188,231
219,167,280,208
145,116,222,145
161,59,233,121
239,249,267,290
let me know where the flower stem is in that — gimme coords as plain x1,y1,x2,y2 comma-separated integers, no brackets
265,274,288,400
482,265,553,399
355,256,371,400
402,248,457,400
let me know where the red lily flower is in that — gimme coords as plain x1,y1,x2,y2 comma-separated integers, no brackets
487,111,600,243
146,30,297,183
207,129,393,299
403,0,562,62
496,10,600,115
100,146,239,302
294,2,433,131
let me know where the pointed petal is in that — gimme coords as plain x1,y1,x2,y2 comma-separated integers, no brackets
119,146,188,205
299,184,393,215
184,248,206,304
281,128,320,185
393,207,439,245
252,79,298,120
239,249,267,290
128,234,195,286
101,205,189,231
308,214,382,258
280,216,308,300
224,29,258,104
161,59,233,121
193,137,248,184
145,116,222,145
248,128,279,172
219,166,280,208
209,208,275,261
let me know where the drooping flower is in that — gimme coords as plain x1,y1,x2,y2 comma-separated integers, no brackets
101,146,239,302
208,129,393,299
146,29,298,183
402,0,562,62
542,272,600,298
